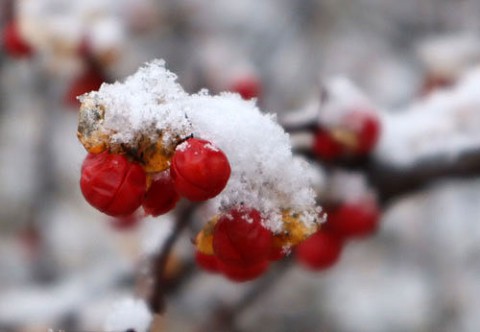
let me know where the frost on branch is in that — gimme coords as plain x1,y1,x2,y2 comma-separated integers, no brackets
77,60,323,250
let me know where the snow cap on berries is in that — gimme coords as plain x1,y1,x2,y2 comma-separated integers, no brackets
78,60,323,235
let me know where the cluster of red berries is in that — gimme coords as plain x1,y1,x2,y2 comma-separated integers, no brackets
195,207,284,282
295,199,381,271
195,198,381,280
313,110,380,161
80,137,231,217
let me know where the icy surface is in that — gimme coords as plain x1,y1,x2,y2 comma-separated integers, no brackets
81,60,322,232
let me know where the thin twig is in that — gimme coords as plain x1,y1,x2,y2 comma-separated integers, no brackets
148,202,198,314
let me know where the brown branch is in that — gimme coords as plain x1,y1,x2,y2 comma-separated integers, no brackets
148,202,198,314
285,123,480,206
367,147,480,205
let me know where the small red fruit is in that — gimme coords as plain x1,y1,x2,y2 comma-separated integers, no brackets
143,170,180,216
80,152,146,216
268,238,285,261
3,21,33,58
229,74,261,100
344,111,380,154
313,111,380,160
313,129,344,160
213,208,273,268
195,251,219,273
325,201,381,238
65,67,106,107
269,246,285,261
171,138,231,201
218,260,269,282
296,230,343,271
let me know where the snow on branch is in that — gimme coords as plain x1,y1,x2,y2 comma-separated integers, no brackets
377,68,480,166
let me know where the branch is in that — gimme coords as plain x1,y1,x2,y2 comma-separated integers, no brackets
368,147,480,205
148,202,198,314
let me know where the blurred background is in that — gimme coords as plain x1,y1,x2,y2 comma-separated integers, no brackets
2,0,480,331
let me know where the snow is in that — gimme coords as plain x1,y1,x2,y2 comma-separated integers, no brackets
328,171,376,204
377,68,480,165
417,33,480,79
81,59,191,147
79,60,322,234
104,298,152,332
317,77,379,129
0,262,131,326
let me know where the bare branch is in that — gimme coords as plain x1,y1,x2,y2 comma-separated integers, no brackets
148,202,198,314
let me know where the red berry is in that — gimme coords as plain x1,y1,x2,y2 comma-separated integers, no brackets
268,242,285,261
3,21,33,58
325,201,381,238
65,67,106,107
213,208,273,268
313,129,344,160
195,251,219,273
218,260,269,282
269,247,284,261
171,138,231,201
80,152,146,216
229,75,261,100
344,111,380,154
296,230,343,271
142,170,180,216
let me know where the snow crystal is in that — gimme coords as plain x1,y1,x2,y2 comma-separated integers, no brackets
205,142,220,152
175,140,189,152
79,60,322,233
104,298,152,332
81,59,191,146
